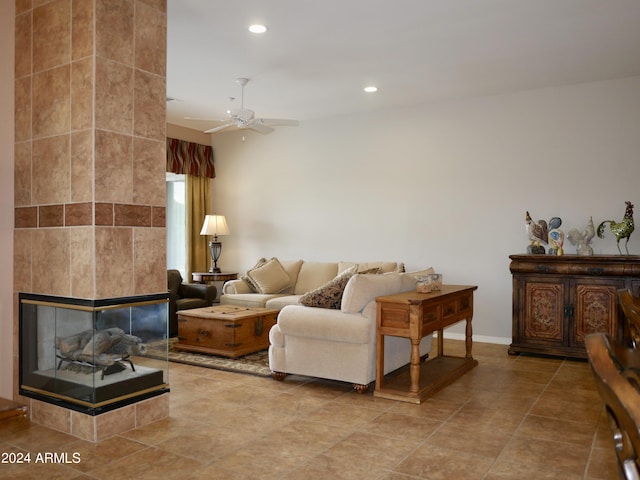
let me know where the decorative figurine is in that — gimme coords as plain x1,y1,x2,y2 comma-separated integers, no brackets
567,217,595,256
547,217,564,255
597,201,635,255
525,211,548,254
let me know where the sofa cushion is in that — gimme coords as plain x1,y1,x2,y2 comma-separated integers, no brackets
220,293,286,309
246,258,292,294
338,261,400,274
265,295,303,310
294,262,339,295
341,272,403,314
299,266,357,309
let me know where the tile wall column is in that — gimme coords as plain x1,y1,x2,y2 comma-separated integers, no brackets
13,0,167,397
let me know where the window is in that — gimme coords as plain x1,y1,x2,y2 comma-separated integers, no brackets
166,173,186,277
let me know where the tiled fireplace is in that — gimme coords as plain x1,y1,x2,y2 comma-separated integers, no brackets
13,1,169,442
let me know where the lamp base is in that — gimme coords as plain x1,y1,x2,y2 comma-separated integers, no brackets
209,267,221,273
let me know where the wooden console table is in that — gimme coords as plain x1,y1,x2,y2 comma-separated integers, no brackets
374,285,478,404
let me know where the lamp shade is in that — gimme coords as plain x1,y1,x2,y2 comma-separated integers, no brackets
200,215,230,236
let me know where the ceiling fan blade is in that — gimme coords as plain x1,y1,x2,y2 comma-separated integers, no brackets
204,123,234,134
245,121,274,134
259,118,299,126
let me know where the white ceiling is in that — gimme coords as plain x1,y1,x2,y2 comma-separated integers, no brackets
166,0,640,133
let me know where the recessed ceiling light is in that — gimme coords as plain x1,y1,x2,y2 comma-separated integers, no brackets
248,24,267,34
364,86,378,93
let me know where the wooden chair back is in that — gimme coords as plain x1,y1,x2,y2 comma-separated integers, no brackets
586,333,640,480
619,289,640,348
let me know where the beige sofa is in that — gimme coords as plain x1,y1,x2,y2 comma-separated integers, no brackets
220,259,404,309
269,270,433,391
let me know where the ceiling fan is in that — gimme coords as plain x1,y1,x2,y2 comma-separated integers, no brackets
198,78,299,134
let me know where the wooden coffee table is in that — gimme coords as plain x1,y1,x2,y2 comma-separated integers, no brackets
176,305,279,358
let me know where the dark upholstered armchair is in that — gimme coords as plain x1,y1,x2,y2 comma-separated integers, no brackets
167,269,217,337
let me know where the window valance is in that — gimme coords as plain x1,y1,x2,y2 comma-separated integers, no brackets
166,138,215,178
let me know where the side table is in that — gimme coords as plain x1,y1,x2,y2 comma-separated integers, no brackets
375,285,478,404
191,272,238,283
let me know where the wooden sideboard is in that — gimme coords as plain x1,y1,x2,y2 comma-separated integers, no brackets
509,254,640,359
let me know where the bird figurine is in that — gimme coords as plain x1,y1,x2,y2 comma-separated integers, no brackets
567,217,596,256
547,217,564,255
525,211,548,254
597,201,635,255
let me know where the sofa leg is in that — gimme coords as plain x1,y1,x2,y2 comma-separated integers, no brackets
353,384,369,394
271,371,287,381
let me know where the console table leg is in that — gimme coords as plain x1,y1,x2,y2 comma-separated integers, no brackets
410,339,421,393
465,317,473,358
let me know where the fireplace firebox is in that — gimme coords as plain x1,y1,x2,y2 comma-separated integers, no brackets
19,293,169,415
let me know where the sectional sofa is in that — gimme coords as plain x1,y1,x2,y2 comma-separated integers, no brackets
221,258,433,391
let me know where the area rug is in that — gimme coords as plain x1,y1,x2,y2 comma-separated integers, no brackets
146,338,271,377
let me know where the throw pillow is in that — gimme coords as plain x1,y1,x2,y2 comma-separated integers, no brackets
359,267,381,274
405,266,435,279
241,258,267,292
299,266,357,309
245,258,292,294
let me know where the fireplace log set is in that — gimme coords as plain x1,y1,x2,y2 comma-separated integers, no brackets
55,328,147,379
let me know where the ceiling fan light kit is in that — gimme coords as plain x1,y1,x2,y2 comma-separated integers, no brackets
202,78,299,135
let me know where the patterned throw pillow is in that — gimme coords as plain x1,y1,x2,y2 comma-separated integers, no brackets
299,266,357,309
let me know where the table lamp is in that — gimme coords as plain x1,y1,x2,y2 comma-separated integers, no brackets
200,215,230,273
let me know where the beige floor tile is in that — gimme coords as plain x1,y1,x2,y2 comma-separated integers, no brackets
425,421,512,457
63,435,148,473
87,446,202,480
530,394,603,425
321,431,422,468
447,403,526,434
301,401,382,429
281,454,390,480
388,396,461,421
361,411,442,440
485,458,582,479
586,446,619,479
497,434,590,476
516,414,598,447
395,443,495,479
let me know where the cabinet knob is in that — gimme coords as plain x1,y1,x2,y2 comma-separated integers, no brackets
563,305,574,318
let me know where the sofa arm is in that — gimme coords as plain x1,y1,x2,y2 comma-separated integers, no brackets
179,283,217,304
222,279,253,294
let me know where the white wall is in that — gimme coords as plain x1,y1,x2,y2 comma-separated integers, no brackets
0,0,15,399
211,76,640,343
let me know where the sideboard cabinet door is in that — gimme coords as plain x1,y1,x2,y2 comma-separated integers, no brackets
509,255,640,359
515,277,566,352
571,279,624,348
